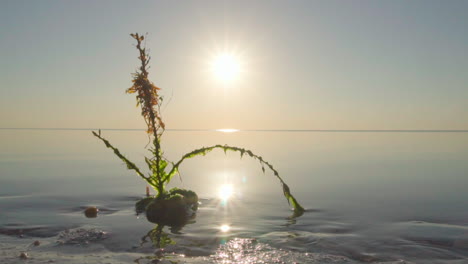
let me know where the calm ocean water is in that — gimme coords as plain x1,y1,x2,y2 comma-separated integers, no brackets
0,129,467,263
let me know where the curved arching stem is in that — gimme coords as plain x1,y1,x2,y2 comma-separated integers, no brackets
92,130,157,188
165,145,305,215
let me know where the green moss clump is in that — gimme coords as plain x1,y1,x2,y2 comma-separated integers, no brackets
168,187,198,210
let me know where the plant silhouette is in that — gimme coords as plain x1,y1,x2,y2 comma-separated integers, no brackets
93,33,304,220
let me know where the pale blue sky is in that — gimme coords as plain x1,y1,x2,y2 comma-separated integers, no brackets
1,0,467,130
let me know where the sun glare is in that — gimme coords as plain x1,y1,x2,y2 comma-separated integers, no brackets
220,224,231,232
211,53,241,82
218,184,234,200
216,128,239,133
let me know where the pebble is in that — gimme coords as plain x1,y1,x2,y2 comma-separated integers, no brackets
33,240,40,246
84,206,99,218
19,252,28,259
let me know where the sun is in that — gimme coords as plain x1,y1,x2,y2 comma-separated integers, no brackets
210,53,241,82
218,184,234,200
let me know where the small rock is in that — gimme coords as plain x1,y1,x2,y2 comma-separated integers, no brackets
19,252,28,259
33,240,40,246
84,206,99,218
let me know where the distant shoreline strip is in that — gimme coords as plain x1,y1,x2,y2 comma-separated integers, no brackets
0,128,467,133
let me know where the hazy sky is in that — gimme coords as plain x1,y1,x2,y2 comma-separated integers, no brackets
1,0,467,130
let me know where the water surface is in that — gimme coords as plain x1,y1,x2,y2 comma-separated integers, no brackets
1,129,467,263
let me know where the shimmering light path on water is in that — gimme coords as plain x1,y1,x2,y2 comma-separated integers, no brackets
1,129,467,263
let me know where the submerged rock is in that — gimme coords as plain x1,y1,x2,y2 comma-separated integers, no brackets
136,188,198,227
135,197,154,214
57,228,108,245
146,195,188,226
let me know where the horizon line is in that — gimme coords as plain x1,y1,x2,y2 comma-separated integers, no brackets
0,127,467,133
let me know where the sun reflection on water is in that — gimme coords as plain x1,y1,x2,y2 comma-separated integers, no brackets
219,224,231,232
216,128,240,133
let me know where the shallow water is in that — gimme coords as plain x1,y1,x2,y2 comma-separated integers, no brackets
0,129,467,263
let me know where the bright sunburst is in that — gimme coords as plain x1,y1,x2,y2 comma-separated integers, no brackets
218,184,234,200
211,53,241,82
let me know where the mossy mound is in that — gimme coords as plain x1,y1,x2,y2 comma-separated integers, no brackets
168,188,198,211
136,188,198,227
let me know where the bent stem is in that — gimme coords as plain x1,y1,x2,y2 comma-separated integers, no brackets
166,145,305,215
92,130,156,188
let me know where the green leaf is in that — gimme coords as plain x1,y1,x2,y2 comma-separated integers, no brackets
92,131,159,192
165,144,305,215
